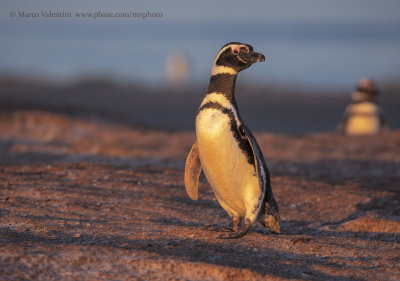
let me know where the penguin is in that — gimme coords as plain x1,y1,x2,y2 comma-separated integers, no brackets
184,42,280,239
337,78,388,135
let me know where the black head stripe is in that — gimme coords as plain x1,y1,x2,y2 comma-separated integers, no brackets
215,43,255,71
216,52,247,68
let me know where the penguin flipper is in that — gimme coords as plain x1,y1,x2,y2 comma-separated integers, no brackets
184,141,201,200
241,125,281,233
239,125,268,209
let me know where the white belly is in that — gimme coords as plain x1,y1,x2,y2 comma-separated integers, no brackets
346,116,380,135
346,103,380,135
195,108,260,217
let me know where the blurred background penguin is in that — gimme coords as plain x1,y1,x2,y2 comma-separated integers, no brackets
337,78,388,135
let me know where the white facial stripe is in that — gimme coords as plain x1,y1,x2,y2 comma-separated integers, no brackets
201,92,231,107
200,92,241,125
211,65,237,76
237,55,247,64
212,45,232,66
212,44,247,67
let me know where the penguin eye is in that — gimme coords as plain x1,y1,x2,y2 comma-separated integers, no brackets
231,47,240,55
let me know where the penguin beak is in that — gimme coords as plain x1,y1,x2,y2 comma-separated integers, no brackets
249,51,265,62
239,51,265,64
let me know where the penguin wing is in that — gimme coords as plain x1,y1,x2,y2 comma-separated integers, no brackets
241,125,280,229
184,141,201,200
240,125,268,198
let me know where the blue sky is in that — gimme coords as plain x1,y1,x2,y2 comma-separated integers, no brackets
1,0,400,87
3,0,400,22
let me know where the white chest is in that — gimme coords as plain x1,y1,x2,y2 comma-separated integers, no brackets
346,103,380,135
195,108,260,216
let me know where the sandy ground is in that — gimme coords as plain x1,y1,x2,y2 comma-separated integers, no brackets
0,111,399,281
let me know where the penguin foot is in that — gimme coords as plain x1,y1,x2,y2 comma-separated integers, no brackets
228,217,242,232
205,225,230,233
218,219,252,239
206,217,242,233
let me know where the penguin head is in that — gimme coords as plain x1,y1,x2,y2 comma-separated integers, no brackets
212,42,265,75
352,78,379,102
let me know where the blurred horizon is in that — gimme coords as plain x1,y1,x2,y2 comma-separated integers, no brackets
1,75,400,134
1,0,400,89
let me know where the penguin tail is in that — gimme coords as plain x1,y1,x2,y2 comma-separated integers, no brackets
263,213,281,234
261,199,281,234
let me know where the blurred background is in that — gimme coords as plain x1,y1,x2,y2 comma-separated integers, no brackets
1,0,399,134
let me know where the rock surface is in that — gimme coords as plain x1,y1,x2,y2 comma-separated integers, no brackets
0,111,399,280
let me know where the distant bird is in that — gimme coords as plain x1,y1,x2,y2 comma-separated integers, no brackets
184,42,280,238
337,78,387,135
